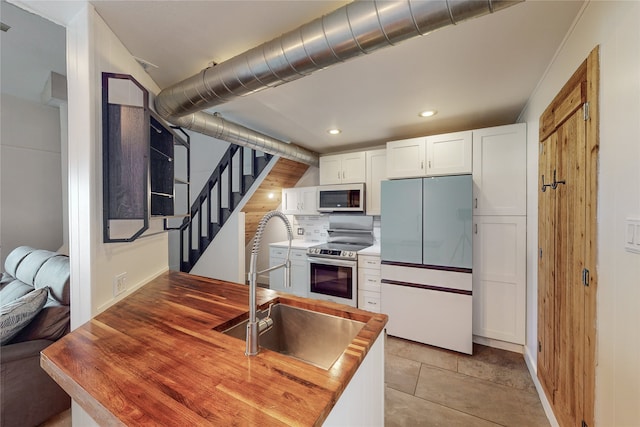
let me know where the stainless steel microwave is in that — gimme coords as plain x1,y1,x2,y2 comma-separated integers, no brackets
317,183,365,212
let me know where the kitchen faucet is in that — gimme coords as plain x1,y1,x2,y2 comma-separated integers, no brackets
246,210,293,356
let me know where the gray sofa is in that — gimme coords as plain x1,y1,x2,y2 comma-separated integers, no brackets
0,246,71,427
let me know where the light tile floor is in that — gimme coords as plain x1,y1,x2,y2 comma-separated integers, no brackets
385,335,550,427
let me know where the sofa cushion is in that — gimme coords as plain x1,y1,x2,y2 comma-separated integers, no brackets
34,255,70,306
3,246,34,278
15,250,57,286
0,280,33,306
8,305,70,343
0,288,49,345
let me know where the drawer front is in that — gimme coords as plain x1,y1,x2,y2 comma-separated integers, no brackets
359,290,381,313
358,255,381,270
270,247,287,258
291,249,308,262
358,269,381,292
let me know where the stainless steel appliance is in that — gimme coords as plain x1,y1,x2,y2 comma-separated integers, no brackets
307,215,374,307
317,183,365,212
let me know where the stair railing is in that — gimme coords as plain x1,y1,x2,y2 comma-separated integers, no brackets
178,145,272,272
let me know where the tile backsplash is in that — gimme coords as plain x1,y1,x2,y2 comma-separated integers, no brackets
289,214,380,244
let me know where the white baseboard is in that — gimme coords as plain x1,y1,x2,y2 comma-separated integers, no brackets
473,335,524,354
524,345,559,427
96,267,168,314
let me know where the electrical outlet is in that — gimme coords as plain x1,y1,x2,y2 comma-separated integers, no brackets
113,272,127,296
297,227,304,235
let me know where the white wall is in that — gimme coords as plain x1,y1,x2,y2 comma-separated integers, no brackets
0,94,64,264
519,1,640,425
62,3,171,319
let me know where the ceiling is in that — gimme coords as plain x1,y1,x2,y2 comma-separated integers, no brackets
4,0,585,155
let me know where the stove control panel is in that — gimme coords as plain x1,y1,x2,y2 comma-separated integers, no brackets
307,247,357,260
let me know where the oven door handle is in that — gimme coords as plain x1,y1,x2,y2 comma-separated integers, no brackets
307,257,357,268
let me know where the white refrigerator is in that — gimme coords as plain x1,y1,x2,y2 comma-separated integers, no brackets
380,175,473,354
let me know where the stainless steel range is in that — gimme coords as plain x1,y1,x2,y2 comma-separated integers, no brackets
307,215,374,307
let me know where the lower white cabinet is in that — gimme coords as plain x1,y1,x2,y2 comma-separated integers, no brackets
269,247,308,297
472,215,526,344
323,332,384,426
358,255,381,312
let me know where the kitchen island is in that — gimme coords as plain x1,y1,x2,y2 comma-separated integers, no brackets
40,271,387,426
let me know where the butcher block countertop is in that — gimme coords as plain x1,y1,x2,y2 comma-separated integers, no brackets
40,271,387,426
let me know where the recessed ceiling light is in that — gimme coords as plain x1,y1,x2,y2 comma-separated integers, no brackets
419,110,437,118
327,129,341,135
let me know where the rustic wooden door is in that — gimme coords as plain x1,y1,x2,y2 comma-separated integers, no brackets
538,47,598,427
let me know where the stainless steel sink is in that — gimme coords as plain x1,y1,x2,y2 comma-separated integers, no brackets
221,303,365,370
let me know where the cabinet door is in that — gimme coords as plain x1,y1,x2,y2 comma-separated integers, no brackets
269,249,286,292
381,178,423,264
472,215,526,344
386,137,426,179
472,123,526,215
365,149,387,215
281,188,299,214
426,130,472,176
319,155,343,185
341,152,366,183
423,175,472,269
298,187,318,214
290,252,309,298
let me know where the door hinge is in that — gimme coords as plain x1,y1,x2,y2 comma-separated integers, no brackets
539,248,543,259
584,102,590,121
538,340,542,352
582,420,588,427
582,268,590,287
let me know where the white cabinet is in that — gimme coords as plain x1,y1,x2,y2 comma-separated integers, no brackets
472,123,526,216
319,152,366,185
386,131,472,179
281,186,317,215
386,136,426,179
426,130,472,176
358,255,381,313
365,149,387,215
471,122,527,346
269,247,308,297
472,216,526,344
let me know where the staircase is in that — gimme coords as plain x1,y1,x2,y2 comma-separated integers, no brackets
178,145,309,272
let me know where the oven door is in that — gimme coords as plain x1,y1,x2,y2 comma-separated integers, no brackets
308,256,357,307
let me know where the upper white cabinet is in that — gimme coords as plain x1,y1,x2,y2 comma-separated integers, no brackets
319,152,366,185
365,149,387,215
426,130,472,176
472,123,527,216
281,186,317,215
385,137,426,179
386,131,472,179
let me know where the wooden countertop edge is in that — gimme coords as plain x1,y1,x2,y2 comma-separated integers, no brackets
41,352,125,426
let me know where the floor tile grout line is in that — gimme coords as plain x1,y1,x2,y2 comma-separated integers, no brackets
386,385,508,427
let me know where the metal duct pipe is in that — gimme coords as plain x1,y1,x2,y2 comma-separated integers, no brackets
156,0,522,166
168,111,320,166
